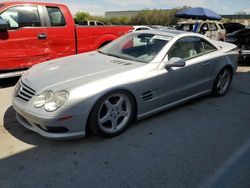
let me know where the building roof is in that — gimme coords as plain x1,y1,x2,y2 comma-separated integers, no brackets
222,15,250,19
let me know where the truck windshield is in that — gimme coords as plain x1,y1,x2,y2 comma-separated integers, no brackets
99,32,170,63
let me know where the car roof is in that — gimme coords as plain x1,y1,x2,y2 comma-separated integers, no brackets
178,20,222,24
133,25,152,28
0,1,65,8
134,29,214,44
136,29,187,37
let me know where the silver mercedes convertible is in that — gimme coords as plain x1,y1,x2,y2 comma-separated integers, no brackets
12,30,238,139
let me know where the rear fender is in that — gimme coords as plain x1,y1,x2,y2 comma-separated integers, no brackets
213,40,238,53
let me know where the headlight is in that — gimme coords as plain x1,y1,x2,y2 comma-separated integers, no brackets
34,92,50,108
45,91,69,112
34,91,69,112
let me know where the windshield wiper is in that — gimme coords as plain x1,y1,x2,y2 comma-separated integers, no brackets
98,50,108,55
100,51,129,60
98,50,146,63
98,51,124,59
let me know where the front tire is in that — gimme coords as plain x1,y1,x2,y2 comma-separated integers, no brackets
89,91,135,137
212,67,232,96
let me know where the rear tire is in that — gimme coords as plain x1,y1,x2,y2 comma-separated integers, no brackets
212,67,232,97
89,91,135,137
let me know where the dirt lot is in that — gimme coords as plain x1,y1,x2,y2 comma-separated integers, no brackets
0,66,250,188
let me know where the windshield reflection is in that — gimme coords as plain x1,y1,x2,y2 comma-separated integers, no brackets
99,32,170,63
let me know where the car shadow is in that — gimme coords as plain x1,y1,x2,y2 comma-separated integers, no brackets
3,106,106,146
0,77,20,89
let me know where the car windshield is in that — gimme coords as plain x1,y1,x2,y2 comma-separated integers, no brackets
99,32,170,63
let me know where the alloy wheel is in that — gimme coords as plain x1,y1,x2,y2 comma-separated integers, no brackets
97,93,132,134
216,68,232,95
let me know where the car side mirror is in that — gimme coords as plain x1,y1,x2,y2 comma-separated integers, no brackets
0,19,10,32
164,57,186,69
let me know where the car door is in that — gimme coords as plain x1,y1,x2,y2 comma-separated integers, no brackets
43,6,76,59
209,22,219,40
157,36,212,106
0,5,49,71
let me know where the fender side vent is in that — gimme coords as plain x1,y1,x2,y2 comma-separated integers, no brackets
142,91,153,101
109,60,131,65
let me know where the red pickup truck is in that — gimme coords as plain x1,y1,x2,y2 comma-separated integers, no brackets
0,2,133,78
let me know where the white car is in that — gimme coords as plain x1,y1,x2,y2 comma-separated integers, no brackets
133,25,153,32
177,20,226,41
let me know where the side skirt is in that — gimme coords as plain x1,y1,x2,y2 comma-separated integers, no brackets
137,89,211,120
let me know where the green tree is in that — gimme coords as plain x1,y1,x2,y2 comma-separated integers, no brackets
74,7,188,26
130,9,180,26
75,11,92,23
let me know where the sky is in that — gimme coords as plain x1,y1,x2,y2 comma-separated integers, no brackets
0,0,250,16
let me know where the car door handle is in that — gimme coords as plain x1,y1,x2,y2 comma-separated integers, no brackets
203,61,211,66
37,33,47,40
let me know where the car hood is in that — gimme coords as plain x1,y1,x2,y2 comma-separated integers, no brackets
21,52,144,93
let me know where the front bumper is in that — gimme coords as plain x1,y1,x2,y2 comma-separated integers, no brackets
12,100,87,140
240,50,250,57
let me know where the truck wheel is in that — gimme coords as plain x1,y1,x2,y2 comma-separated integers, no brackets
212,67,232,96
99,41,111,48
89,91,135,137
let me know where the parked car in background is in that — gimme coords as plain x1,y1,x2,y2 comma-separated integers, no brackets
12,30,238,139
150,25,163,29
223,22,245,34
0,2,132,79
177,20,226,41
78,20,105,26
132,25,153,31
226,28,250,61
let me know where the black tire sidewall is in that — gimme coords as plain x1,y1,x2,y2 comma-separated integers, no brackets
212,67,232,97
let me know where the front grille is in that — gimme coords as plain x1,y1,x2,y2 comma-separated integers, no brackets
15,81,36,102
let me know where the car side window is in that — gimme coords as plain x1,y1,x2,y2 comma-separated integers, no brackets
89,21,95,26
218,24,224,30
0,5,41,28
182,24,194,32
201,39,217,54
210,23,218,31
97,21,104,25
78,20,88,25
168,37,204,60
135,28,143,31
200,23,209,34
46,7,66,27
